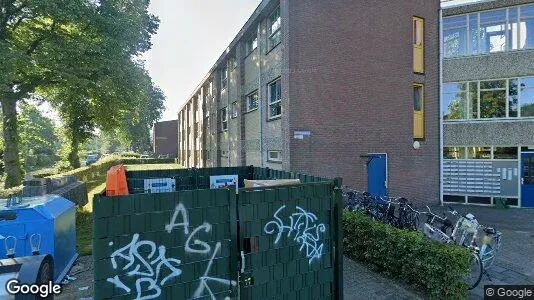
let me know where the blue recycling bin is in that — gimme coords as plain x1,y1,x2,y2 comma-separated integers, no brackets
0,195,78,283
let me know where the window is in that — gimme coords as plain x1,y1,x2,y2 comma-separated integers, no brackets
229,57,237,70
494,147,518,159
221,66,228,90
246,90,259,112
520,77,534,117
509,79,519,117
268,79,282,119
268,6,281,50
443,15,467,57
413,84,424,139
468,196,491,204
443,147,466,159
467,147,491,159
268,150,282,163
221,107,228,131
443,4,534,58
520,5,534,49
443,195,465,203
245,35,258,55
479,80,506,118
413,17,424,73
231,101,238,118
442,83,468,120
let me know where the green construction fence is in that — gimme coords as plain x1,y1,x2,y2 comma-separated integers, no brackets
93,166,343,300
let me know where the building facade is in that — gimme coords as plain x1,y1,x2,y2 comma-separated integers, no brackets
178,0,441,204
153,120,178,158
441,0,534,207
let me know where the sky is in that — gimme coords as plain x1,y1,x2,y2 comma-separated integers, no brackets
144,0,261,121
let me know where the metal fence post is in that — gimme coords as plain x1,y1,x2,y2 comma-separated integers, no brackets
333,177,344,300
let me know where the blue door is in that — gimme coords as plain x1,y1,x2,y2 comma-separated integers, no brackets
367,154,387,197
521,153,534,208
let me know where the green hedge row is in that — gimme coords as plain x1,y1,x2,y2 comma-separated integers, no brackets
343,211,471,299
0,156,178,197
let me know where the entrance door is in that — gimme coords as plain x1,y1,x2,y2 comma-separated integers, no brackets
521,153,534,208
367,154,387,197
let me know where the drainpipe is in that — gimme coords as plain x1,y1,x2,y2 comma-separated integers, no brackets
227,60,231,167
439,8,444,206
257,22,264,168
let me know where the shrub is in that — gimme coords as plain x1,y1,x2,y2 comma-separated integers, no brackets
343,211,471,299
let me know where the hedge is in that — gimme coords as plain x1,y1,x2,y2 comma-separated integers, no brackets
0,156,178,197
343,211,471,299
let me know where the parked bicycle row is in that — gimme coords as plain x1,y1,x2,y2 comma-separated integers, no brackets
342,186,503,290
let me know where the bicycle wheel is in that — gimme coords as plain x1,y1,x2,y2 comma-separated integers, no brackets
466,251,483,290
480,234,501,269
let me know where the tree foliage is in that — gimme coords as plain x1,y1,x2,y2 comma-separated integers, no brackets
0,0,161,187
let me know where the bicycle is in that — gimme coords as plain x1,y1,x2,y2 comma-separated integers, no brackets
421,206,484,290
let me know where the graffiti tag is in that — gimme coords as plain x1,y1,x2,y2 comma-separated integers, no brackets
107,203,236,300
264,205,326,264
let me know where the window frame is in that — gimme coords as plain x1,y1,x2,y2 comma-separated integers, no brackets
245,35,258,56
413,16,425,74
267,6,282,51
267,150,282,163
220,107,228,132
413,83,425,139
231,101,238,119
442,76,534,121
268,78,282,120
442,3,534,58
221,66,228,90
246,90,259,112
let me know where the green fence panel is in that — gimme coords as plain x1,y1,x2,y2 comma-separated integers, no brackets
238,181,342,300
93,188,238,300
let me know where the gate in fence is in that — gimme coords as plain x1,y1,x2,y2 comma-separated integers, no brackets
93,166,343,300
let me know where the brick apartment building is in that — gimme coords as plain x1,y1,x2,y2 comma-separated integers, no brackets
441,0,534,207
177,0,441,203
153,120,178,158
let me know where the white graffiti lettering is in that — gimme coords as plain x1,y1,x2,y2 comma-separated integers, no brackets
264,205,326,264
107,202,236,300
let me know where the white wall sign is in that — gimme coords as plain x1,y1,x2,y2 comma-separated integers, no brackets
144,178,175,193
209,175,238,194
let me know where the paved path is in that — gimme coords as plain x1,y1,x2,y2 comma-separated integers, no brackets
343,257,422,300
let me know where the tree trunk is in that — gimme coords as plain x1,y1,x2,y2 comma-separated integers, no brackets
1,98,23,188
68,136,81,169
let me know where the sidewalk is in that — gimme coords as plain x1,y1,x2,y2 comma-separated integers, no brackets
343,257,422,300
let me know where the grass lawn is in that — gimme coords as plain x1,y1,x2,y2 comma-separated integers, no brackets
75,163,182,256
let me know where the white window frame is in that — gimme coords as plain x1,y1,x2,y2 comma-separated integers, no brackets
268,78,282,119
267,150,282,163
442,3,534,58
221,66,228,90
221,107,228,131
231,101,238,119
268,6,281,50
246,90,259,112
245,35,258,55
442,76,534,122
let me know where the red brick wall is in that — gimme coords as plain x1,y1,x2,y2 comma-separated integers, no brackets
287,0,440,204
153,120,178,158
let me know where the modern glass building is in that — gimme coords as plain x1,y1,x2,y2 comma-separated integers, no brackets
441,0,534,207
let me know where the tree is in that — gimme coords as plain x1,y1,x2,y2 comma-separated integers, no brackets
0,0,159,187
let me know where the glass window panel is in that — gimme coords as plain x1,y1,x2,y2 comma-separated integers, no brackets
520,87,534,117
443,195,466,203
494,147,518,159
509,79,519,117
480,89,506,118
444,28,467,57
480,80,506,89
469,14,479,54
444,147,466,159
509,8,520,50
442,91,467,120
444,15,468,28
467,196,491,204
414,85,422,111
443,82,467,94
469,82,479,119
480,9,507,53
468,147,491,159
